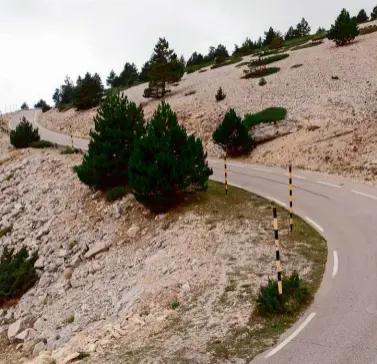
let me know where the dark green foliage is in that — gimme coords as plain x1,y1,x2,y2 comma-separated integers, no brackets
53,76,75,110
291,40,323,51
215,87,226,102
269,36,283,50
316,27,326,34
285,26,298,41
327,9,359,46
171,299,180,309
256,272,309,315
186,51,205,67
106,186,126,201
0,226,12,238
296,17,311,37
264,27,279,46
73,72,104,110
78,352,90,360
139,61,152,83
312,33,327,41
0,246,39,306
34,99,52,113
372,6,377,20
211,57,243,69
232,37,256,57
20,102,29,110
331,75,339,80
107,63,139,89
61,147,77,155
259,77,267,86
106,70,117,87
212,108,252,156
250,53,289,67
356,9,369,23
244,107,287,127
74,91,145,189
30,140,55,149
186,61,213,74
359,25,377,35
10,117,40,148
241,67,280,79
143,38,183,99
128,102,212,208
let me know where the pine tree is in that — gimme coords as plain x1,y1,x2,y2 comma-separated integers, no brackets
179,55,186,67
296,18,311,36
264,27,277,45
327,9,359,46
20,102,29,110
106,70,118,87
212,109,252,156
74,91,145,189
371,6,377,20
143,38,183,99
128,102,212,207
270,35,283,50
118,62,139,87
73,72,104,110
34,99,51,112
356,9,369,23
285,26,296,41
52,88,61,106
139,60,152,83
10,117,40,148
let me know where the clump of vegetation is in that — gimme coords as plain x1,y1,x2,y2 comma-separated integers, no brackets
291,40,323,51
359,25,377,35
62,314,75,325
198,69,207,73
249,53,289,67
106,62,139,89
244,107,287,127
74,91,145,189
242,67,280,79
215,87,226,101
291,64,303,68
210,57,243,69
52,76,75,111
0,226,12,238
256,271,308,315
259,77,267,86
106,186,127,202
73,72,104,110
30,140,55,149
171,299,180,309
356,9,369,23
34,99,52,113
143,38,184,99
371,6,377,20
0,246,39,307
128,102,212,209
184,90,196,96
20,102,29,110
78,352,90,360
331,75,339,80
61,147,78,155
212,109,252,156
10,117,40,148
327,8,359,46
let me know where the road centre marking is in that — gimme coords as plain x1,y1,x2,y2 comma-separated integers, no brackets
316,181,341,188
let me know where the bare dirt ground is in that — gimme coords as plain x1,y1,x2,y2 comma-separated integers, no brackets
0,126,326,364
39,28,377,181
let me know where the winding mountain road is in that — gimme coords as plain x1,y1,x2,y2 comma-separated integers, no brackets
10,110,377,364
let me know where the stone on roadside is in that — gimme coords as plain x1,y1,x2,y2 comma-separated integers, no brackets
127,226,140,238
84,241,108,259
34,257,44,269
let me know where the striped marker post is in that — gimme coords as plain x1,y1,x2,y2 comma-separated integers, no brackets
273,207,284,312
224,151,228,195
288,165,293,232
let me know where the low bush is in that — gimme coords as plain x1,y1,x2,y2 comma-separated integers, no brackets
331,75,339,80
0,226,12,238
106,186,126,201
171,299,180,309
30,140,55,149
184,90,196,96
0,246,39,307
291,64,303,68
78,353,90,360
259,77,267,86
34,99,52,113
244,107,287,127
198,69,207,73
327,9,359,46
128,102,212,209
212,108,252,156
312,33,327,41
241,67,280,79
215,87,226,102
359,25,377,35
210,57,243,69
256,271,309,315
10,117,40,148
250,53,289,67
61,147,78,154
291,40,323,51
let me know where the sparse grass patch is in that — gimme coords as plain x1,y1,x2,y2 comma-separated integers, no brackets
291,64,303,68
184,90,196,96
211,57,243,69
185,62,213,74
244,107,287,127
62,314,75,325
171,299,180,310
0,226,12,238
30,140,56,149
359,25,377,35
242,67,280,79
5,173,14,181
61,147,80,155
291,40,323,51
78,352,90,360
259,77,267,86
250,53,289,67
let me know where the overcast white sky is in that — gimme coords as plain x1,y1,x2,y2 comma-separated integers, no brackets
0,0,375,110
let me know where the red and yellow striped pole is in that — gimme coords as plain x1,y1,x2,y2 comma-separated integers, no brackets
273,207,283,312
289,165,293,232
224,151,228,195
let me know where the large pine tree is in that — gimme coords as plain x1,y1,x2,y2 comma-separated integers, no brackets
327,9,359,46
143,38,183,99
74,91,145,189
128,102,212,207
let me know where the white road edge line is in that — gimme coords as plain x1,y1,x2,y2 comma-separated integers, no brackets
316,181,341,188
252,167,271,173
285,173,307,180
266,196,287,207
305,217,324,233
265,312,317,358
351,190,377,200
332,250,339,278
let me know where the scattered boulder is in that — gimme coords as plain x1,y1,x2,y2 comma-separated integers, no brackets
252,119,301,144
62,352,80,364
33,341,46,355
84,241,108,259
15,328,37,342
8,318,28,341
34,257,45,269
127,226,140,238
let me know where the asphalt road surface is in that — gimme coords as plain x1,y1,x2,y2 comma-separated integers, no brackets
10,110,377,364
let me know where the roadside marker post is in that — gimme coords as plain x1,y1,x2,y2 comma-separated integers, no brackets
224,151,228,195
273,207,284,312
289,165,293,232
